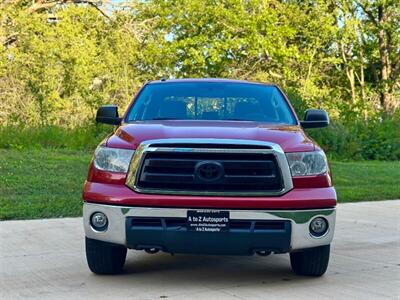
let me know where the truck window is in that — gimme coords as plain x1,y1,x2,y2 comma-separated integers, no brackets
127,82,296,125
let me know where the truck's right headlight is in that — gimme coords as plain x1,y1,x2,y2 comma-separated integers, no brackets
93,146,135,173
285,150,328,177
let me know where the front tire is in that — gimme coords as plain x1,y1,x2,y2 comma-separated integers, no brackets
290,245,330,276
85,237,127,275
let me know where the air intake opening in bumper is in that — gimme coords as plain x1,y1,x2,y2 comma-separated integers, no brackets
126,217,291,255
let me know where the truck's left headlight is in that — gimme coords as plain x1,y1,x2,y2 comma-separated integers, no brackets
285,150,328,177
93,146,135,173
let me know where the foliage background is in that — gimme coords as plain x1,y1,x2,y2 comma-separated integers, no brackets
0,0,399,160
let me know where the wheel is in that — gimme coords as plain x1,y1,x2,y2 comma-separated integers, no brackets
290,244,330,276
85,237,127,275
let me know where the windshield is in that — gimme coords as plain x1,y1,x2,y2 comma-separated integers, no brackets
126,82,297,124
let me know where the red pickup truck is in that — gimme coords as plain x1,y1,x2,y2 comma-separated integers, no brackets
83,78,336,276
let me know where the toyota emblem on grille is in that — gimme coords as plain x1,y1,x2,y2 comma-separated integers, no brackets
195,161,224,182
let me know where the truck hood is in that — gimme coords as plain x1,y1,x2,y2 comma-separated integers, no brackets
106,120,315,152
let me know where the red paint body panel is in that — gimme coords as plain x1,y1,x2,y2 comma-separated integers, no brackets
83,181,336,209
106,121,315,152
292,173,332,189
87,162,127,185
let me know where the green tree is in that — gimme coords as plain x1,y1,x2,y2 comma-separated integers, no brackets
0,0,398,126
1,1,144,126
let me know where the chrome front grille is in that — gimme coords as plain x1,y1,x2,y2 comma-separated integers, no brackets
137,151,282,192
125,139,293,196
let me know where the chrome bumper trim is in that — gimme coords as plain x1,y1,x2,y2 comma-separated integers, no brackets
83,202,335,251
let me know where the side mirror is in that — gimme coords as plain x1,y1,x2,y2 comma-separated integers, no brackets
96,105,122,125
300,109,329,128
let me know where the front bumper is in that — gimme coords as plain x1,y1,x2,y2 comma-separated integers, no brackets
83,202,336,254
83,182,337,209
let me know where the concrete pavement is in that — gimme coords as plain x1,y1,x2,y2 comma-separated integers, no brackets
1,200,399,300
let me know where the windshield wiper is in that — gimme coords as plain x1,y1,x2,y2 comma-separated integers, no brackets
152,117,255,121
224,118,253,121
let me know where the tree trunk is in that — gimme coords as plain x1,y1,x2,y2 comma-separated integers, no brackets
355,42,367,119
340,42,356,104
377,5,394,115
380,92,394,113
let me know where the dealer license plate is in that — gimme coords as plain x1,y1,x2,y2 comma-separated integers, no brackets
187,210,229,232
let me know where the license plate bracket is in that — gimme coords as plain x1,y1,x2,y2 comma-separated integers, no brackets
187,210,230,232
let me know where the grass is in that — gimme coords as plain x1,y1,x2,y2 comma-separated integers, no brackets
0,125,111,150
0,149,399,220
0,149,91,220
331,160,400,202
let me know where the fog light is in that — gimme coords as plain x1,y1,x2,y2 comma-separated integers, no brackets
90,212,108,231
309,217,328,237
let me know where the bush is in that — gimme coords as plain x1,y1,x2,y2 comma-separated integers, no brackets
0,124,111,150
308,118,400,161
